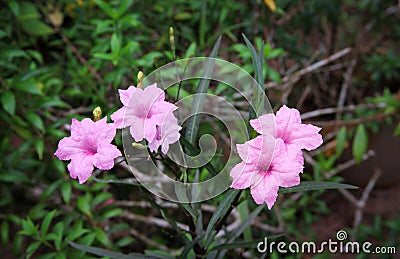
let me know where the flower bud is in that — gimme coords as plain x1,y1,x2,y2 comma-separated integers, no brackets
137,71,144,89
93,106,102,122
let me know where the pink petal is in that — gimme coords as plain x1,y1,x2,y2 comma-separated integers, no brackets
147,113,181,154
129,116,146,141
270,138,304,176
250,114,275,136
70,118,84,141
275,105,323,151
143,118,157,142
151,101,178,118
236,134,275,170
250,174,279,209
67,154,95,184
119,86,137,106
276,105,301,125
94,117,117,143
230,162,262,189
110,107,126,129
54,137,84,160
287,124,323,151
143,83,165,102
93,143,122,170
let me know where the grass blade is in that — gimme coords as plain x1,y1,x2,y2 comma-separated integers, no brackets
185,37,221,145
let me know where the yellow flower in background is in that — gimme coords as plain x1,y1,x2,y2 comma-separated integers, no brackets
264,0,276,12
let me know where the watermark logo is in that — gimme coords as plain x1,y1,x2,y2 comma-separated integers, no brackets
257,230,396,254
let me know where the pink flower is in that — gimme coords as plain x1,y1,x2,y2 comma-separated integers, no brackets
251,105,323,151
230,135,303,209
231,105,323,209
54,117,122,184
148,112,182,154
111,83,181,153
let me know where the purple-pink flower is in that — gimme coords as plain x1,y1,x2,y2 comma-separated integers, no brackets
230,105,323,209
111,83,181,154
54,117,121,184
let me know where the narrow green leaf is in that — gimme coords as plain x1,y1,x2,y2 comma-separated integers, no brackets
26,242,41,259
77,195,92,217
216,205,265,258
1,220,9,244
110,33,121,55
60,181,71,204
68,241,149,258
1,91,16,115
25,112,45,132
66,229,90,242
94,227,112,248
205,189,239,246
41,209,56,235
352,124,368,164
335,126,347,157
34,138,44,160
94,0,117,19
180,236,202,259
393,122,400,136
117,0,134,18
13,79,42,95
20,218,37,236
279,181,358,194
185,37,221,144
242,34,266,120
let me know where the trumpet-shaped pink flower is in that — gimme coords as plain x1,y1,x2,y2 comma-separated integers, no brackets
230,135,303,209
231,105,323,209
148,112,182,154
54,118,121,184
111,84,181,153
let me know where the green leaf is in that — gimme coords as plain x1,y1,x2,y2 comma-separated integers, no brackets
205,189,239,246
21,20,53,36
60,181,72,204
1,91,16,116
66,229,90,242
185,42,197,58
12,79,42,95
94,227,111,248
115,237,134,247
215,205,266,258
20,218,37,236
94,0,117,19
117,0,134,18
352,124,368,164
25,112,45,132
242,34,266,120
34,138,44,160
93,53,114,61
53,222,64,250
393,122,400,136
335,126,347,157
185,36,221,144
110,33,121,55
279,181,358,194
68,241,148,259
77,195,92,217
26,242,41,259
1,220,9,244
41,209,56,235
